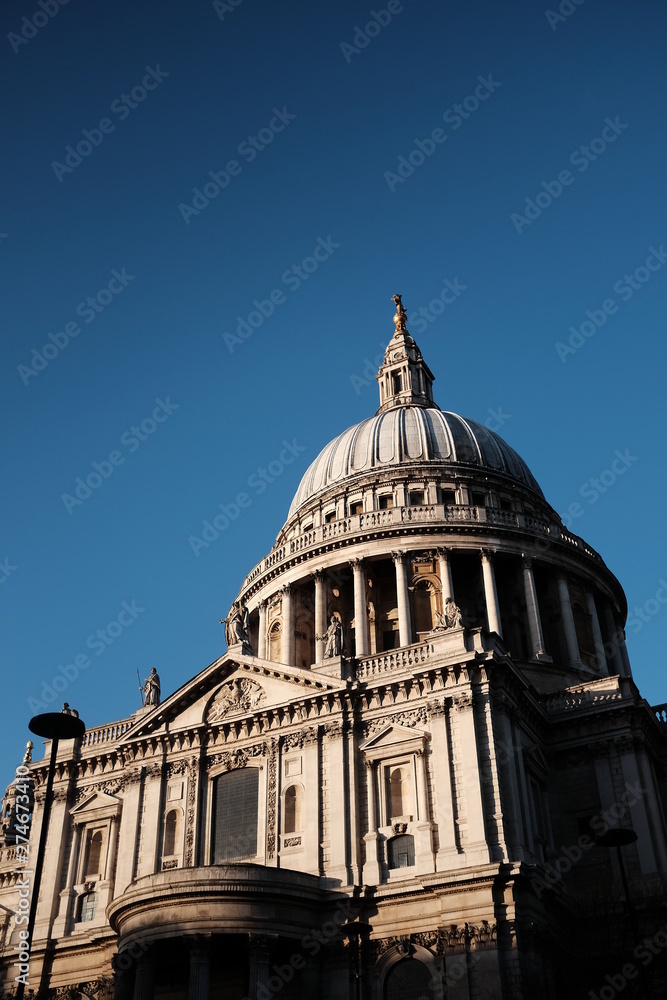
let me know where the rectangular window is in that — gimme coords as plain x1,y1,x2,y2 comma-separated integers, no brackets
212,768,259,863
442,489,456,505
392,373,403,394
349,501,363,515
408,492,424,506
471,491,486,507
378,494,394,510
324,511,336,524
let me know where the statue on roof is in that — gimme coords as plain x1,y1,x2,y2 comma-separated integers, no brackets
221,601,252,655
143,667,161,706
318,615,344,657
433,598,464,632
392,293,408,335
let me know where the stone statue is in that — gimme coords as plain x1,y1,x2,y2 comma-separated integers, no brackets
221,601,252,654
143,667,161,706
318,615,343,657
392,293,408,334
434,599,464,632
61,703,79,717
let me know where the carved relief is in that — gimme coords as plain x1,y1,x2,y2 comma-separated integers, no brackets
266,742,278,859
207,678,266,722
184,760,198,867
207,745,265,772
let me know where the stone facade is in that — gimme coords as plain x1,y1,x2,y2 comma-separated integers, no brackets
1,299,666,999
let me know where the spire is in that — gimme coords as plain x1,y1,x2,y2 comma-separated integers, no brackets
376,294,437,414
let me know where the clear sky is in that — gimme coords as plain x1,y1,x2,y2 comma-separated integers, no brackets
2,0,666,787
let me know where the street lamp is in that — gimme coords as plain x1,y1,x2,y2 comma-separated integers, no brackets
16,710,85,1000
341,919,373,1000
596,827,647,999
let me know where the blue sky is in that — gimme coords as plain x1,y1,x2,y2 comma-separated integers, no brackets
2,0,666,786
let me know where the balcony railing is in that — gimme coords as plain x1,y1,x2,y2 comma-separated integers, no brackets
239,503,601,595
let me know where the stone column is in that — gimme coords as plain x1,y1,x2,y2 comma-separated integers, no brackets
481,549,502,638
105,816,119,882
585,592,608,674
392,551,412,647
362,761,381,884
618,627,632,677
67,823,82,887
351,559,369,657
416,750,429,822
281,585,295,666
132,952,155,1000
603,607,625,676
557,576,581,668
113,966,133,1000
437,548,454,602
187,936,211,1000
522,555,548,660
314,571,327,664
258,601,267,660
248,934,272,1000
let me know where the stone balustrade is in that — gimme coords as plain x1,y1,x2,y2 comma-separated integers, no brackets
239,503,602,596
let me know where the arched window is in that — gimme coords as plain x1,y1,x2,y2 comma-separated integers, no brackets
269,621,281,663
213,768,259,863
85,830,103,876
388,765,412,820
412,579,437,636
284,784,303,834
384,958,431,999
79,892,97,923
387,834,415,870
164,809,180,856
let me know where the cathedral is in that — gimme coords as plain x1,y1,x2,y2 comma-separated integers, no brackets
1,296,666,999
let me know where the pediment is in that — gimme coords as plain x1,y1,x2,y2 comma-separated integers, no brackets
70,789,122,821
359,723,429,756
121,650,342,740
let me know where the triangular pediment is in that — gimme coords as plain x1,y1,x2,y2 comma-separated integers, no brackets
360,723,429,754
70,789,121,819
120,650,343,741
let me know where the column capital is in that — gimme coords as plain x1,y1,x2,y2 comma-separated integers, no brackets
391,549,407,564
280,583,292,597
313,569,325,582
258,599,268,610
480,547,496,561
436,546,451,557
521,552,533,569
350,558,364,570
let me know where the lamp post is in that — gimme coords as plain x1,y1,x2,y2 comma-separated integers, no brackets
596,827,647,1000
341,919,373,1000
16,710,85,1000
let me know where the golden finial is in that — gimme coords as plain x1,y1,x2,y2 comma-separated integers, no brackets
392,293,408,336
23,741,33,764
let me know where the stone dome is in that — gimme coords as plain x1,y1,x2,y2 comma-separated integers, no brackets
288,406,544,518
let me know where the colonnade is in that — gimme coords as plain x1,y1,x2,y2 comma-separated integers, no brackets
114,934,316,1000
249,546,630,678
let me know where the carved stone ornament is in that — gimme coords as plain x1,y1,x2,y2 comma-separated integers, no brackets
392,822,408,834
207,678,266,723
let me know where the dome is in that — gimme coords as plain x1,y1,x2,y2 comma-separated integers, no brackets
288,406,544,518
